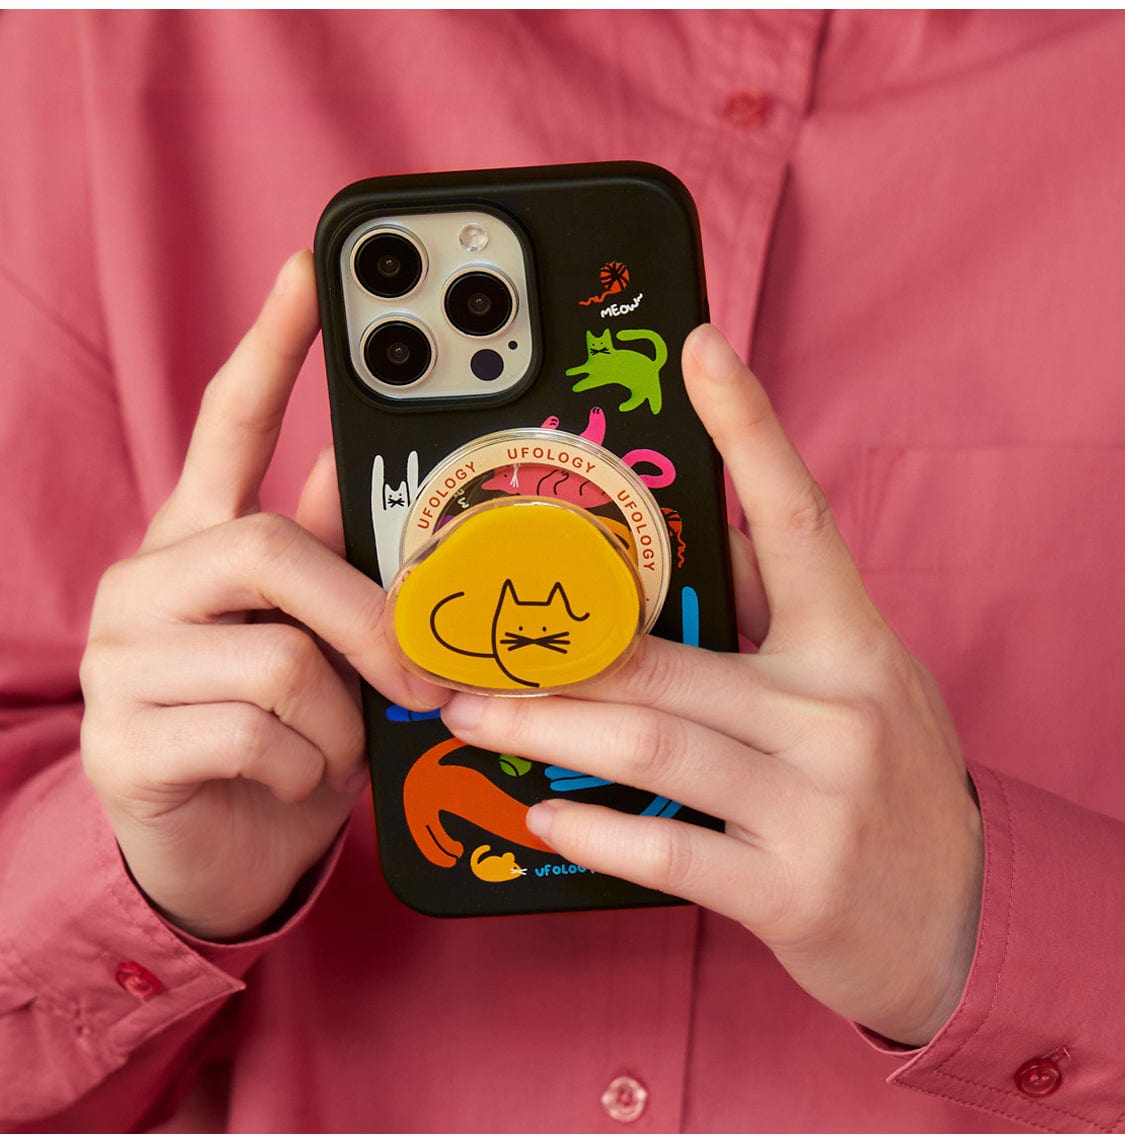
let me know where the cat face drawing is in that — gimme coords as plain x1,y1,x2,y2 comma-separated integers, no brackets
431,580,590,689
390,498,643,692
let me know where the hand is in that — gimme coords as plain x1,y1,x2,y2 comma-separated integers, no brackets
79,251,447,941
441,324,983,1046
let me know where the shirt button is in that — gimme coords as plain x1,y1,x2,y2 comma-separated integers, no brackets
722,89,772,130
1014,1057,1062,1098
114,961,164,1001
601,1075,648,1124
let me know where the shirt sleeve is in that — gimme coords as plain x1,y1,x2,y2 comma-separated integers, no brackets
0,212,240,1133
860,761,1125,1132
0,16,310,1126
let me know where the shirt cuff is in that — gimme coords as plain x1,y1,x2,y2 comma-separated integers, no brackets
861,761,1125,1131
0,753,343,1097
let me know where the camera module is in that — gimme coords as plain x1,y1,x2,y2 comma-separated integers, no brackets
444,271,515,337
353,230,424,299
363,320,434,387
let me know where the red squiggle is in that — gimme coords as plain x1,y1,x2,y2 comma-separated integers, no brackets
579,261,629,306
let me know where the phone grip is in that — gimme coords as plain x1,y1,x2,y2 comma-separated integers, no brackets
385,428,670,695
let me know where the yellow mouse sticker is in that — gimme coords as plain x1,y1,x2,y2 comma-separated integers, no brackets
390,498,643,693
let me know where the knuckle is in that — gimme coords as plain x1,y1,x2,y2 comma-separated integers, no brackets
618,638,683,708
79,639,136,720
197,374,224,420
231,512,302,577
88,558,136,630
246,510,297,555
610,708,680,790
785,478,835,541
226,702,274,764
773,814,859,945
844,621,898,669
82,709,146,801
811,817,867,925
477,688,533,742
79,715,112,785
646,820,704,896
77,642,106,704
260,625,319,706
828,696,887,760
351,587,389,655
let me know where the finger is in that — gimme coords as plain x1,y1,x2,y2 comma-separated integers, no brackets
98,622,365,793
728,524,770,645
683,325,879,645
128,512,447,710
123,702,335,804
145,250,321,550
441,690,797,834
574,634,811,755
295,447,346,557
525,800,777,929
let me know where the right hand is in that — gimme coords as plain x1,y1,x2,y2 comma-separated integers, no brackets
79,251,448,941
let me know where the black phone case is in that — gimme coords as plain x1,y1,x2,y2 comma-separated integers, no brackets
315,162,736,917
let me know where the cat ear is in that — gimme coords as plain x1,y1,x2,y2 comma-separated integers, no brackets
547,581,590,622
406,450,420,498
498,579,521,605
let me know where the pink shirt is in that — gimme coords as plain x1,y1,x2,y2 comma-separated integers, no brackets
2,10,1124,1131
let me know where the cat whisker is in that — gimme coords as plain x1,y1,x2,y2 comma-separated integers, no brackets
500,631,572,654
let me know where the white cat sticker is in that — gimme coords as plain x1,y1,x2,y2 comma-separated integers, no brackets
371,450,419,584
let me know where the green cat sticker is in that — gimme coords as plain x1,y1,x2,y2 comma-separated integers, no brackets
566,328,667,415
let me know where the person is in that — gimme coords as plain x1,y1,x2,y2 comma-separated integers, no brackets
1,10,1122,1132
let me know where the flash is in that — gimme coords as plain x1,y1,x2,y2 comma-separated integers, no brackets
459,223,489,253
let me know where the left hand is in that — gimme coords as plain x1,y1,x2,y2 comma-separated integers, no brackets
441,324,983,1047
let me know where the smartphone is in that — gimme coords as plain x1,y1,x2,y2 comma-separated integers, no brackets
314,162,736,917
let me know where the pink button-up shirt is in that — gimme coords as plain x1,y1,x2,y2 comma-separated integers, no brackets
1,11,1123,1132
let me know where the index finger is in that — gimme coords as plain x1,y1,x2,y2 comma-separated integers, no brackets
143,250,321,551
683,324,880,646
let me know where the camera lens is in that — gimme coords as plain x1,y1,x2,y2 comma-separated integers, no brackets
444,271,515,337
353,231,423,298
363,320,433,386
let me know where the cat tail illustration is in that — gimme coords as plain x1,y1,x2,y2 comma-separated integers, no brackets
403,737,552,868
620,448,676,490
615,329,668,414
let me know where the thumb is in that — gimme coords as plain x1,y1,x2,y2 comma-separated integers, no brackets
682,324,873,647
295,447,346,556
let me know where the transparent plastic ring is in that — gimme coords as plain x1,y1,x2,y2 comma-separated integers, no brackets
387,428,672,694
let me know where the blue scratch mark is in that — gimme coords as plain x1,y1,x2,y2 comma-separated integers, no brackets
546,765,613,792
681,586,700,648
641,796,682,818
386,705,442,723
548,766,681,819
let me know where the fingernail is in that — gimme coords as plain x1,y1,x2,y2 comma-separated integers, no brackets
685,323,739,376
274,249,308,294
406,676,452,711
526,800,560,841
441,693,487,733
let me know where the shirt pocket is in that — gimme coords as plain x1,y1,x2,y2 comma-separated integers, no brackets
855,445,1124,810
